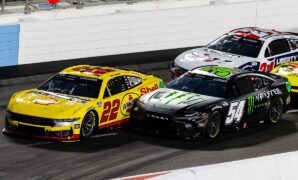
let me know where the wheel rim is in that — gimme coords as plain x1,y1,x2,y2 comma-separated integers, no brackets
82,112,95,137
269,99,283,123
208,113,221,138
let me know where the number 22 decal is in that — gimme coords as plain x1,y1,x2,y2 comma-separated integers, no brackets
100,99,121,123
225,100,246,125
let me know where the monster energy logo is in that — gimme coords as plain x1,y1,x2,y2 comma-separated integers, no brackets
247,96,255,115
159,91,201,105
165,92,188,105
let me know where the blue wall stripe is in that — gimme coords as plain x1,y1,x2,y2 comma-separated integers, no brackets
0,41,19,50
0,24,20,67
0,25,20,34
0,33,19,42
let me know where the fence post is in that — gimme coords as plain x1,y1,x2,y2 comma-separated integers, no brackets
76,0,83,9
1,0,4,13
24,0,31,14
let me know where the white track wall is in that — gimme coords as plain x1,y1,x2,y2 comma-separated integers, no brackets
3,0,298,65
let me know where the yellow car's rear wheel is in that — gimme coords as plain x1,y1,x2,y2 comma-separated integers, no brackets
81,111,96,139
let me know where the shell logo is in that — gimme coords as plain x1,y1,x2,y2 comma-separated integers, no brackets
33,98,58,106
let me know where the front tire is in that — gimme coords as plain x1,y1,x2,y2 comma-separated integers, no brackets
205,111,221,139
80,111,96,139
268,97,283,124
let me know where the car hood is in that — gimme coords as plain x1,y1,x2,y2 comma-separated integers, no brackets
139,88,223,115
175,47,256,70
8,90,91,118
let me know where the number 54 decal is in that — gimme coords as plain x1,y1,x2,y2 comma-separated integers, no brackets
225,100,246,125
100,99,121,123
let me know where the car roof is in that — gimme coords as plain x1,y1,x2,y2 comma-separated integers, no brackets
191,66,248,79
228,27,296,41
60,65,127,79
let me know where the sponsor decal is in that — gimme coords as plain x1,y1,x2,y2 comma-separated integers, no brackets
200,66,238,77
184,52,219,62
259,61,275,72
30,91,89,103
255,88,282,101
275,55,297,66
159,80,164,88
247,96,255,115
239,61,260,71
226,100,246,125
247,96,270,115
140,84,158,95
158,92,208,106
213,78,228,83
72,66,115,76
180,97,208,105
146,113,169,121
241,53,297,72
255,102,270,108
165,93,187,105
33,97,58,106
100,99,121,123
121,93,140,116
177,95,198,105
286,82,291,92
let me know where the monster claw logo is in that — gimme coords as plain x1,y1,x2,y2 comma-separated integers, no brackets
247,96,255,115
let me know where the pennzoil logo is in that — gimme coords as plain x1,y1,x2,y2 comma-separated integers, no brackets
247,96,255,115
121,93,140,116
33,98,58,106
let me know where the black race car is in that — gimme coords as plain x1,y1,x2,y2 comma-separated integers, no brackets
131,66,291,139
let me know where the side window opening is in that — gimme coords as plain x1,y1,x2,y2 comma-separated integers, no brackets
107,76,128,96
125,76,142,89
250,76,273,90
234,77,255,95
227,84,239,98
103,87,111,99
289,39,298,50
267,39,291,56
265,47,271,58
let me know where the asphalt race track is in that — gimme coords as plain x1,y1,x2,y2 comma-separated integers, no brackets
0,61,298,180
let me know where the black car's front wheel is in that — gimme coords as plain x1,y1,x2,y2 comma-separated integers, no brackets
206,111,221,139
268,97,283,124
81,111,97,139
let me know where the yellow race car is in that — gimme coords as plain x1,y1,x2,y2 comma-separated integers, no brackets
3,65,163,141
271,62,298,93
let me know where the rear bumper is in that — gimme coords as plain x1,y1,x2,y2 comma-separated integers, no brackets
3,118,80,141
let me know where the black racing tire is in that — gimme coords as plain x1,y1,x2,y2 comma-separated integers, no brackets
267,97,284,124
205,111,222,139
80,111,97,139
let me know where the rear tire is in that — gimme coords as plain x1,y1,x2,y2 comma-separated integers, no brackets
80,111,96,139
205,111,221,139
268,97,283,124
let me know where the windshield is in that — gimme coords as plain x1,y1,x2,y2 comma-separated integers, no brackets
207,35,263,58
166,73,228,98
38,74,102,98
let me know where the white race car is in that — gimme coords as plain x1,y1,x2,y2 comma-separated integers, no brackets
171,27,298,78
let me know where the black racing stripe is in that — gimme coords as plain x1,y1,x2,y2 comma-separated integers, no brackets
292,86,298,89
7,110,54,127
